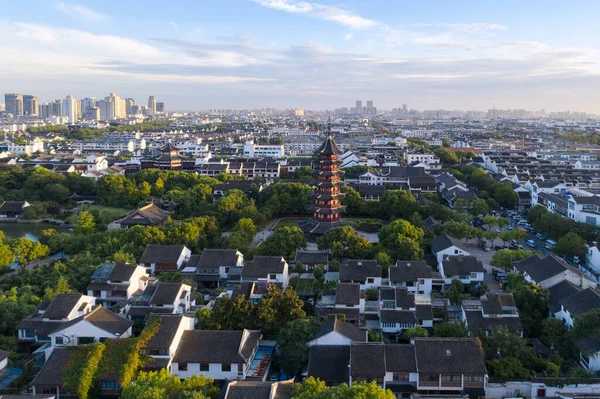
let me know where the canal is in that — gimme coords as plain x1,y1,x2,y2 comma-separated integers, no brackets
0,223,58,242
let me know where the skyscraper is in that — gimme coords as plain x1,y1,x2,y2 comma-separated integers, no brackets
23,95,39,116
85,106,100,120
62,95,78,123
156,102,165,113
125,98,135,115
148,96,156,115
99,93,125,120
5,93,23,116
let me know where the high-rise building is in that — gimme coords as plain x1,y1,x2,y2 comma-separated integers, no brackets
402,104,407,113
0,103,5,112
98,93,125,120
81,97,96,112
125,98,135,115
148,96,156,115
365,100,376,115
5,93,23,116
131,105,141,115
85,106,100,120
62,95,78,123
50,99,62,117
156,102,165,113
23,95,39,116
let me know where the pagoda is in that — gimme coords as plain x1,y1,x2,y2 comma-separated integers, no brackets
299,135,346,238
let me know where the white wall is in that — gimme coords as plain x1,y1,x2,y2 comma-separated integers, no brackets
308,331,353,347
171,362,243,380
50,320,132,347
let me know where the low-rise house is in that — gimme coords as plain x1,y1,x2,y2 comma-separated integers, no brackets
141,315,195,372
307,345,351,384
431,234,471,264
462,293,523,337
185,249,244,289
171,329,262,380
241,256,290,289
18,293,96,345
339,260,382,290
388,260,439,296
294,249,329,271
439,256,485,286
378,287,434,334
221,380,294,399
127,281,195,322
48,306,133,348
307,316,367,346
547,280,581,317
31,347,73,397
86,262,149,313
554,288,600,329
334,283,365,314
138,245,191,275
0,200,30,218
513,254,597,290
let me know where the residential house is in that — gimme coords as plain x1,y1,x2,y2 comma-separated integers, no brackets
567,195,600,226
339,260,382,290
138,245,192,274
86,262,149,313
388,260,439,296
18,293,96,345
141,315,195,372
48,306,133,348
171,329,262,380
307,316,367,346
513,255,597,290
294,249,329,271
462,293,523,337
378,287,433,334
431,234,471,264
185,249,244,289
241,256,290,290
221,380,294,399
31,348,74,397
127,281,195,322
439,256,485,286
358,166,427,186
554,288,600,329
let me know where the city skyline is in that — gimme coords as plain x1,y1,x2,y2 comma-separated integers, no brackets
2,0,600,112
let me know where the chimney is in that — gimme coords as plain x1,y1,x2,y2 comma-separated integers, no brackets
446,349,452,356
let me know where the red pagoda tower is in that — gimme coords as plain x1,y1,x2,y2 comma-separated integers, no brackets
299,135,346,238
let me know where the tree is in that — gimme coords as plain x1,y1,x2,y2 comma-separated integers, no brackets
506,274,549,337
404,326,429,340
277,318,319,374
9,238,49,269
340,186,366,216
434,321,468,337
541,318,568,349
470,199,489,216
229,217,258,249
446,279,465,305
483,216,498,230
378,190,418,220
554,232,586,259
378,219,423,260
292,377,395,399
318,226,370,259
527,205,548,225
494,184,518,208
490,249,532,271
261,226,307,260
487,357,530,379
120,369,219,399
75,211,95,234
574,308,600,339
0,245,13,269
256,285,307,338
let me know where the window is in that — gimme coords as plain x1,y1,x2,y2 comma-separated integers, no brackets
178,363,188,371
55,336,64,345
367,278,374,284
269,274,277,280
200,363,209,372
393,372,409,381
222,363,231,372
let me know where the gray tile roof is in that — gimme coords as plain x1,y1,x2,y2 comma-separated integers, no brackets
384,344,417,372
339,260,381,283
241,256,286,278
464,310,523,334
313,317,366,342
431,234,468,254
389,261,433,283
144,315,186,350
548,280,581,313
350,343,386,377
307,345,350,383
139,245,188,265
515,255,567,283
31,347,71,387
335,283,360,306
149,282,184,306
559,288,600,316
173,330,261,364
442,255,484,276
197,249,242,270
51,306,133,335
414,338,486,374
42,294,83,320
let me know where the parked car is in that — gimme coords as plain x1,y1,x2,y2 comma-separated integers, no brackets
527,239,536,248
573,256,580,264
507,226,513,230
536,233,545,240
495,229,501,233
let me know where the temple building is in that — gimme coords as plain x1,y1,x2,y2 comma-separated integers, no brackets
299,135,346,238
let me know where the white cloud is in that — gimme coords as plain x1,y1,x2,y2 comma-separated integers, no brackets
344,32,353,40
411,23,508,34
169,21,178,29
52,2,107,22
252,0,377,29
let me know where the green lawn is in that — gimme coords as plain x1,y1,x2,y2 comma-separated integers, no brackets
274,219,299,229
82,204,132,218
344,218,382,225
291,278,316,296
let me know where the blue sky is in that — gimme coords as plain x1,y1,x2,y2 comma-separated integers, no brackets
1,0,600,112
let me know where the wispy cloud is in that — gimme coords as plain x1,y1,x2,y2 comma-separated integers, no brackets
411,23,508,34
53,2,107,22
169,21,178,29
251,0,377,29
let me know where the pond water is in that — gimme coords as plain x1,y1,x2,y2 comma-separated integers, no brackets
0,223,58,242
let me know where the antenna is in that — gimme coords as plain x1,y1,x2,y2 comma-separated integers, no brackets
327,114,332,136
